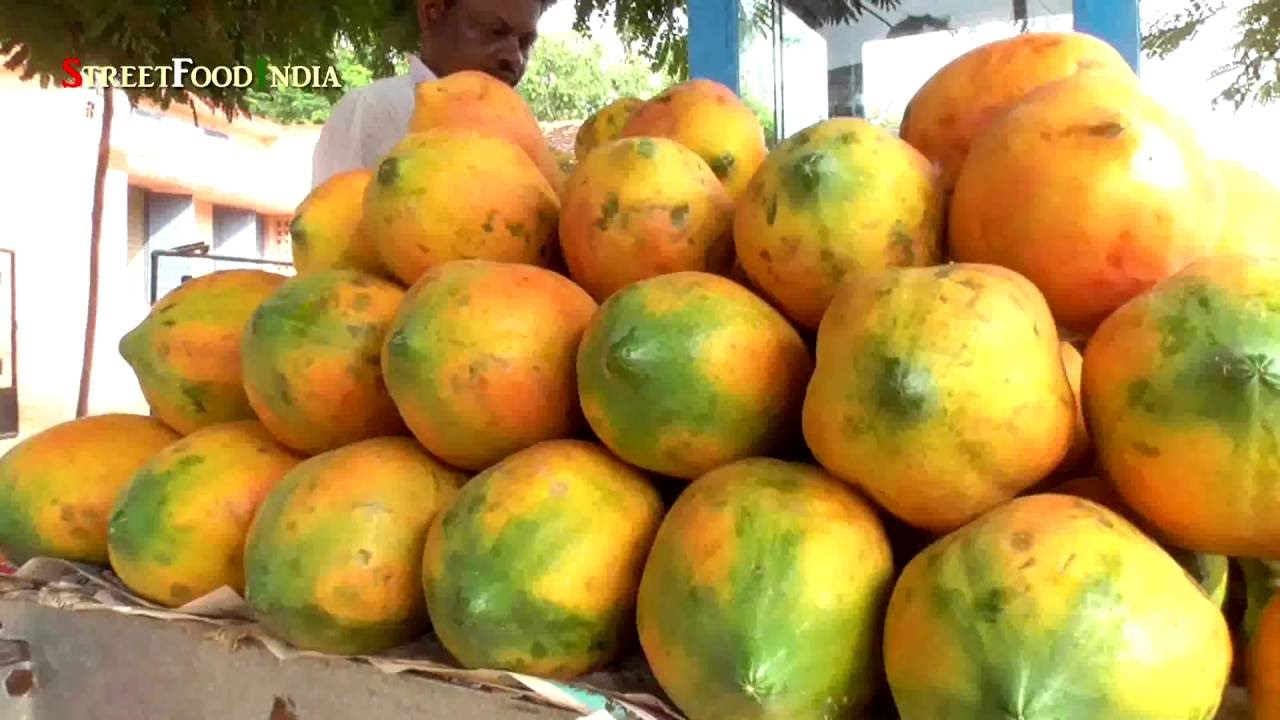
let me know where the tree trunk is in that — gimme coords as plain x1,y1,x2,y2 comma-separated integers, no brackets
76,88,113,418
1013,0,1029,20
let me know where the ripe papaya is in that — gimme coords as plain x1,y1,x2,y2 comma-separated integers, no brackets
244,437,465,655
1084,254,1280,558
359,129,560,287
382,260,597,471
577,272,812,480
637,458,894,720
423,440,662,679
0,415,179,564
949,70,1223,337
241,269,407,455
734,117,944,330
559,137,734,302
290,169,387,277
108,420,301,607
803,264,1074,533
900,31,1134,192
1215,158,1280,259
575,97,644,162
884,494,1232,720
120,269,286,434
1052,475,1228,607
621,79,767,199
409,70,567,194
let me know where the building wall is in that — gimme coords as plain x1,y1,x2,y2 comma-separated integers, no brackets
0,75,320,453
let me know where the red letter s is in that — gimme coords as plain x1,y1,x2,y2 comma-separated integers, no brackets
61,57,82,88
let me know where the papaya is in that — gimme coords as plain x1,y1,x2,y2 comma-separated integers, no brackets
883,493,1233,720
290,169,386,278
575,97,644,162
636,458,894,720
1253,594,1280,720
422,439,662,679
241,269,407,456
120,269,287,435
0,414,180,565
409,70,566,194
244,437,465,655
733,117,944,330
1052,476,1228,607
358,129,560,287
577,271,812,480
107,420,301,607
620,79,767,199
382,260,597,471
803,264,1075,534
559,137,734,302
949,69,1224,337
900,31,1134,193
1215,158,1280,258
1083,253,1280,558
1055,341,1093,476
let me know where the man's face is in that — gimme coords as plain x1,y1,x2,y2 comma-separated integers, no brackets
423,0,544,86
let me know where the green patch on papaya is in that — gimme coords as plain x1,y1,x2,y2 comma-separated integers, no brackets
376,157,399,187
764,194,778,226
244,472,428,655
0,470,48,565
889,223,917,266
1122,278,1280,436
817,247,846,283
180,382,209,415
781,150,867,209
670,204,690,228
641,473,882,717
107,454,206,566
426,479,617,671
253,594,423,655
635,139,656,159
580,293,740,472
918,536,1127,719
289,219,307,249
596,193,621,231
708,153,736,180
872,354,935,425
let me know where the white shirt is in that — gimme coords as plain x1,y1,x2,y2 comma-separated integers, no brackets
311,54,436,189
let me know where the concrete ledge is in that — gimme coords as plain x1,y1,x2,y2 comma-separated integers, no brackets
0,599,577,720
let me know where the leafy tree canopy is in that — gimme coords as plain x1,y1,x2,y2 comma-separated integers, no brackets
1143,0,1279,107
516,32,666,121
5,0,1271,115
0,0,901,118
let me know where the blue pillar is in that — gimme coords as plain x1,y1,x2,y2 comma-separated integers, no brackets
1074,0,1141,72
688,0,741,93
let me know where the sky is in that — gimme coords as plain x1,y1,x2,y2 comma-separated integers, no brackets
537,3,635,64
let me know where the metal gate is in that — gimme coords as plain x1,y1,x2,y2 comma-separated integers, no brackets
149,244,294,304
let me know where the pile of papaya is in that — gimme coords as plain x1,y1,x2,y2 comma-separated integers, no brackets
3,30,1280,720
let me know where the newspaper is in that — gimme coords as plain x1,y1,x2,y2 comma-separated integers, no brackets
0,557,683,720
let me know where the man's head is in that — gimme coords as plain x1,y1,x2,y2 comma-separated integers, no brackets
418,0,552,87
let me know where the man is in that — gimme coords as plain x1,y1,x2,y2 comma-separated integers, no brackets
311,0,551,188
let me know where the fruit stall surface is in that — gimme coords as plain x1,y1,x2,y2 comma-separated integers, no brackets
3,0,1280,716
